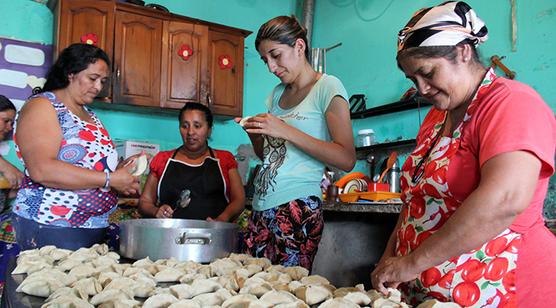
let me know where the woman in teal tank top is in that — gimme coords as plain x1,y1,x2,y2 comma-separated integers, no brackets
239,15,356,270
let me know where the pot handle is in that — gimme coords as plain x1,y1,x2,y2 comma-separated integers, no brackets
175,232,212,245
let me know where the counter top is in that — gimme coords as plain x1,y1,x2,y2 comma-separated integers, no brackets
322,201,402,214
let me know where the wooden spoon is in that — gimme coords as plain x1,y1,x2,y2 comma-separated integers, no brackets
378,151,398,183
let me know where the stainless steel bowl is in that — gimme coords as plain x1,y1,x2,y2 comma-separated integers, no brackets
118,218,238,263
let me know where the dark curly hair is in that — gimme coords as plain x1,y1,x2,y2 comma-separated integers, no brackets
178,102,213,128
40,43,111,93
0,95,16,112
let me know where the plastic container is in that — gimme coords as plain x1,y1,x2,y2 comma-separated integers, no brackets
356,129,375,147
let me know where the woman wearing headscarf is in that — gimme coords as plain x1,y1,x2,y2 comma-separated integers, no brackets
371,2,556,307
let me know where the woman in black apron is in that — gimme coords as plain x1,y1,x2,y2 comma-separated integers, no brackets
139,103,245,222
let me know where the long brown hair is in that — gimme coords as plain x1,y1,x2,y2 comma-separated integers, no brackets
255,15,310,61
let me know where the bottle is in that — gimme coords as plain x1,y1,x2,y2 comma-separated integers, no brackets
356,129,375,147
387,159,401,193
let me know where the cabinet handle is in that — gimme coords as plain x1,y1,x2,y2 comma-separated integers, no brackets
116,68,121,79
206,93,212,106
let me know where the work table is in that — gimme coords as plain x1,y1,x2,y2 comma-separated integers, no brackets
322,200,402,214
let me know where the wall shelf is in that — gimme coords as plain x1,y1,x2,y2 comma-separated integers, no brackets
350,96,431,119
356,139,416,159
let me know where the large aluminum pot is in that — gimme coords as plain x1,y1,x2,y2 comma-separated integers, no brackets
119,218,238,263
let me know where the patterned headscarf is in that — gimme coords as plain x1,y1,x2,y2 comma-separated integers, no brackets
398,1,488,52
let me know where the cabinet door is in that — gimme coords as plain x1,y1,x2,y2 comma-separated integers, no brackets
113,11,162,107
208,30,244,117
160,21,209,109
57,0,115,97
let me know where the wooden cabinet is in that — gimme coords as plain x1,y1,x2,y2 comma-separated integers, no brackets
161,21,208,109
50,0,250,116
208,30,244,117
56,0,115,97
113,11,162,107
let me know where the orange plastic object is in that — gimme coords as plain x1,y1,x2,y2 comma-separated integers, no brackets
339,191,401,202
368,183,389,192
335,172,365,188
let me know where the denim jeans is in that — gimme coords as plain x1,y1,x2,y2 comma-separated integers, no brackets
12,214,107,251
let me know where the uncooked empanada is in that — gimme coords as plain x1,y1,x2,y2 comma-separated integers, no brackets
274,302,309,308
103,277,137,293
243,257,271,270
300,275,330,286
57,258,83,272
333,287,371,306
16,277,64,297
372,297,409,308
167,299,202,308
111,263,132,275
154,267,185,282
90,289,135,306
212,275,240,292
142,293,179,308
133,280,156,298
45,286,88,302
68,248,99,262
318,298,360,308
416,299,462,308
98,272,123,287
228,253,251,264
221,294,263,308
209,258,242,276
71,277,103,296
283,266,309,281
192,288,232,306
93,255,119,267
49,248,72,261
41,295,94,308
91,243,109,255
238,281,273,298
132,256,154,268
169,284,194,300
28,268,76,286
179,272,209,284
259,290,299,306
39,245,58,256
12,260,52,275
189,278,222,297
105,251,121,261
294,284,333,306
68,263,96,279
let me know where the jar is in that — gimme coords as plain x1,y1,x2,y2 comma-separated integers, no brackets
356,129,375,147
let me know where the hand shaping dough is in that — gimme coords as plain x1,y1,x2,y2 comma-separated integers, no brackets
239,116,253,127
130,154,148,176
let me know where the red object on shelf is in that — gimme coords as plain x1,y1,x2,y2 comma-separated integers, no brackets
369,182,389,192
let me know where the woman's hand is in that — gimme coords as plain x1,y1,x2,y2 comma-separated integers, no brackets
155,204,174,218
110,166,140,195
118,151,149,170
371,255,420,295
243,113,291,140
0,158,23,188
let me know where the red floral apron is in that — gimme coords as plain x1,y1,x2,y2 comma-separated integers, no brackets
397,69,519,308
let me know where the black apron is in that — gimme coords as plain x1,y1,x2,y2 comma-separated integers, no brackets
158,147,228,219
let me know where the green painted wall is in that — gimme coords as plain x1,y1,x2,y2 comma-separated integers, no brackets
312,0,555,141
2,0,555,218
0,0,295,162
311,0,556,217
